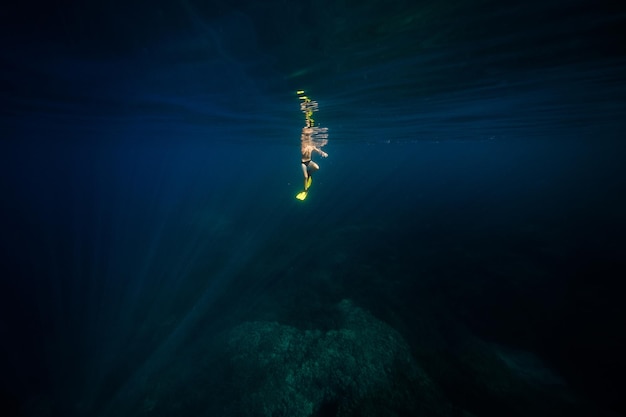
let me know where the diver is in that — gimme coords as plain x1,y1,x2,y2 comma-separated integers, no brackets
301,127,328,191
296,91,328,200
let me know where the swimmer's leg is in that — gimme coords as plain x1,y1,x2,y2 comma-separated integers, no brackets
301,163,309,189
305,161,319,190
308,161,320,174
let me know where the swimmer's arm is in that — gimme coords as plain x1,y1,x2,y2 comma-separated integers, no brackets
313,147,328,157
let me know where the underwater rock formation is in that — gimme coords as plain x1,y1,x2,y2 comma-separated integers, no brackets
227,299,444,417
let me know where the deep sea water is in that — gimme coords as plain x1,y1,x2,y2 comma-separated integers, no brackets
1,0,625,416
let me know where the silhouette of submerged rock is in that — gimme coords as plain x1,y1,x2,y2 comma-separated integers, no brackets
227,299,445,417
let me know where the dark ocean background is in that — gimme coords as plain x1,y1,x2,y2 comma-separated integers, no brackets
1,0,625,416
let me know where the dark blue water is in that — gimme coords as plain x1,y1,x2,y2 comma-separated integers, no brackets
2,1,625,416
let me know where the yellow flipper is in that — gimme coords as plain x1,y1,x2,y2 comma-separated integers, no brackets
306,176,312,189
296,191,308,200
